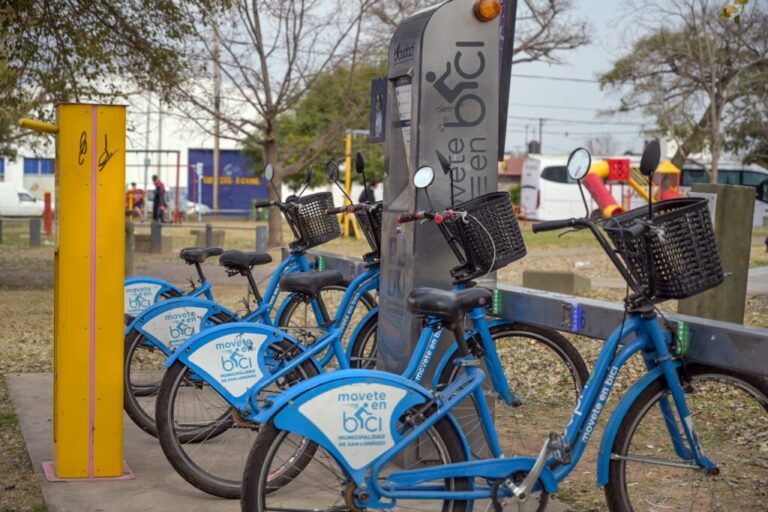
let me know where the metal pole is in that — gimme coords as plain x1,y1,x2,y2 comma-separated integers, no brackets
205,223,213,247
43,192,52,236
143,94,151,219
256,225,268,252
0,218,3,243
343,130,352,237
150,221,162,254
539,117,543,153
174,152,181,223
213,29,221,213
29,218,41,247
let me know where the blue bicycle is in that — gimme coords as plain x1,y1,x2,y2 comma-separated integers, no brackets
241,145,768,512
123,165,374,438
156,157,588,500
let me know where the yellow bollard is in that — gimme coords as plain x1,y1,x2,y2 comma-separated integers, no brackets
23,104,130,480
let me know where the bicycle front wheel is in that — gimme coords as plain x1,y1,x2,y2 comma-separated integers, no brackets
439,322,589,458
605,363,768,511
242,414,469,512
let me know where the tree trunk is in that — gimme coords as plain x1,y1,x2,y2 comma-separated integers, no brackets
671,107,711,170
264,133,283,248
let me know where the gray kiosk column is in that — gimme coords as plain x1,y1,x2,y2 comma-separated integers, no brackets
379,0,515,373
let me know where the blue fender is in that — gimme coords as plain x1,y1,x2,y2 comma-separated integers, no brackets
250,369,470,483
596,361,680,487
127,296,238,355
273,293,297,326
430,319,516,389
345,306,379,361
165,322,320,411
124,276,184,316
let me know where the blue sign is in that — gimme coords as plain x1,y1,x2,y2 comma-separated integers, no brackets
187,149,268,215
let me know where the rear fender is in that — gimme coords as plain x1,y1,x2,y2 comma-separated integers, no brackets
124,277,184,316
128,297,237,355
166,322,318,411
253,370,459,482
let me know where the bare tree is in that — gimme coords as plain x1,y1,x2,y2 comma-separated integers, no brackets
584,134,619,156
600,0,768,183
368,0,590,64
175,0,380,246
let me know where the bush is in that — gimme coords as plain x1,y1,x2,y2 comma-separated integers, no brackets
508,184,521,205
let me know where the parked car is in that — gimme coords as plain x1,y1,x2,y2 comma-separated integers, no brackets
143,190,212,219
0,183,44,217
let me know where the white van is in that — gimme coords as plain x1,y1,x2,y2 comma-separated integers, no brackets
0,183,44,217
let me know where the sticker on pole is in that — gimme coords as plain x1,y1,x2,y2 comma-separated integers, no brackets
187,332,266,398
297,383,407,470
125,283,163,315
140,306,211,349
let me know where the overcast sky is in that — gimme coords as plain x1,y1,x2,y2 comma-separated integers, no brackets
504,0,653,156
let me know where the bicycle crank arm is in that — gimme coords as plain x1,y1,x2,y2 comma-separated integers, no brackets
506,434,556,501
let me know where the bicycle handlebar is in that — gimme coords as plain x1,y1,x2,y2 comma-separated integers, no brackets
531,218,580,233
325,204,366,215
253,200,278,209
397,210,455,224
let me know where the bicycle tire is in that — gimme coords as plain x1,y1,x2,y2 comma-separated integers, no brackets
155,340,320,499
123,310,233,438
347,309,379,369
276,282,375,365
438,322,589,458
605,363,768,511
242,413,469,511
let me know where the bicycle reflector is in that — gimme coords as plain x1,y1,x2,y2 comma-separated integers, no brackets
475,0,502,21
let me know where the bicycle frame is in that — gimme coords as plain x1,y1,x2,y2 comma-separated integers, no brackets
362,311,713,505
166,263,381,415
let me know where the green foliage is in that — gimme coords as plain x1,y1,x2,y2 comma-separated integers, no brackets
247,61,387,189
0,0,230,156
508,185,521,206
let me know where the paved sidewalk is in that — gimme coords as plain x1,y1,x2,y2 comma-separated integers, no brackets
7,373,239,512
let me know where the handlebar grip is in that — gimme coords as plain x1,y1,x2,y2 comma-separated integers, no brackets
532,218,577,233
253,200,276,209
325,204,365,215
397,212,424,223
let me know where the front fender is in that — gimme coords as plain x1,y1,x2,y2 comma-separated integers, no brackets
127,297,237,355
166,322,320,411
596,361,681,487
253,370,449,482
124,276,184,316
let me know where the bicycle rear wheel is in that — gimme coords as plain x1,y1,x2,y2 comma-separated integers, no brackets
439,323,589,458
155,340,319,499
605,364,768,511
242,414,469,512
123,310,233,437
277,283,375,368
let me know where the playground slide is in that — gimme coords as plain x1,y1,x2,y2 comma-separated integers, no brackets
583,159,680,218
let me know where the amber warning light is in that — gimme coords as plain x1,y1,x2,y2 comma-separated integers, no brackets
475,0,502,21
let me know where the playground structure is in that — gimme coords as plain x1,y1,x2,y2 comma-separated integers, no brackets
583,157,682,218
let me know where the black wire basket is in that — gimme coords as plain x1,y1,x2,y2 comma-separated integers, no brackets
354,202,383,259
444,191,527,280
604,197,723,300
284,192,342,250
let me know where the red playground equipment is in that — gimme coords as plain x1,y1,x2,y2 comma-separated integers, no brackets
583,157,681,218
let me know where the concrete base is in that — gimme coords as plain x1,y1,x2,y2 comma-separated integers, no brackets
134,234,172,254
42,461,135,482
523,270,591,295
190,229,225,248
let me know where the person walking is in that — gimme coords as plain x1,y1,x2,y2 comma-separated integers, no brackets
357,180,378,204
152,174,167,222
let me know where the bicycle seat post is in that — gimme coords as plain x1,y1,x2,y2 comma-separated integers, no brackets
245,267,263,303
194,261,206,283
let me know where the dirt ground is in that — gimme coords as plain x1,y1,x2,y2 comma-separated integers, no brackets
0,219,766,511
